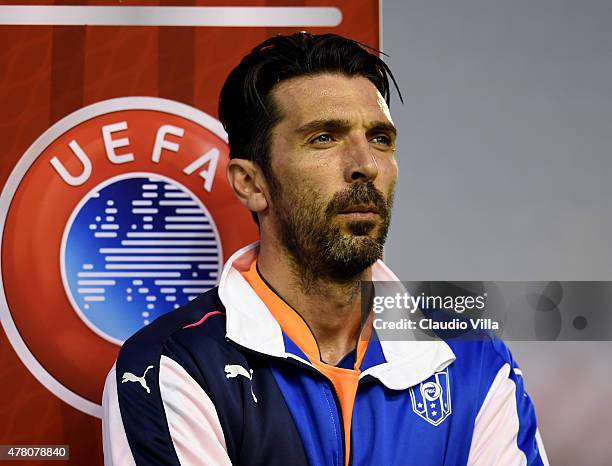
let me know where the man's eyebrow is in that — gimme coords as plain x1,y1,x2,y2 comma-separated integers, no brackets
295,118,397,137
367,121,397,137
295,118,352,135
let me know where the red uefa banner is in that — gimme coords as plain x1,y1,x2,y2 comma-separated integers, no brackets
0,1,380,463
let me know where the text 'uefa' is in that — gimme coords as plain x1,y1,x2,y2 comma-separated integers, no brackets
49,121,220,192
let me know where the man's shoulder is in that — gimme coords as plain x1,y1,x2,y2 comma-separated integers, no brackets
116,287,231,376
444,335,522,412
446,332,517,379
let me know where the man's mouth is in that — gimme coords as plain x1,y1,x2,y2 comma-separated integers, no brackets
338,204,380,219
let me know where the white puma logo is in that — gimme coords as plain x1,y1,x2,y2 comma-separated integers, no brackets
224,364,257,403
122,365,154,394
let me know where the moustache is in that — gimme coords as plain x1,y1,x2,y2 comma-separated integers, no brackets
325,182,390,218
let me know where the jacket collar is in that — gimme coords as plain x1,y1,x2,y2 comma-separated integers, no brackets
218,241,456,390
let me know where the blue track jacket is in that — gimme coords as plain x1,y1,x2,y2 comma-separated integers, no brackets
102,242,549,465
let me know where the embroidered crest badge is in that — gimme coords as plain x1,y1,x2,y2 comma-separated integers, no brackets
410,368,452,426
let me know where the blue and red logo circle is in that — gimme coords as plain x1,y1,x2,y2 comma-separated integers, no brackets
0,97,257,417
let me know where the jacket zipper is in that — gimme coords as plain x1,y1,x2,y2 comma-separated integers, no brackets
327,384,346,466
331,374,377,466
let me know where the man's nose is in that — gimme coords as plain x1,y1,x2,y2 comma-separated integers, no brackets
344,136,378,182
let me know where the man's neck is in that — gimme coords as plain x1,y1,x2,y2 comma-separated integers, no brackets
257,239,372,366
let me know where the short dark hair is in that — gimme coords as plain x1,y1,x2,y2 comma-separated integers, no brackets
218,32,401,222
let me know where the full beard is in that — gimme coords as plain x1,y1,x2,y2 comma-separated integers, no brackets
270,179,394,291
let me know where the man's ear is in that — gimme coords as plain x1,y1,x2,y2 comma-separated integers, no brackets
226,158,269,214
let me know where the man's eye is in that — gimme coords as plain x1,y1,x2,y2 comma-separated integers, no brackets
371,135,392,146
310,134,334,144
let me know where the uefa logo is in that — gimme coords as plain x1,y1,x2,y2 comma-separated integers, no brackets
0,97,257,417
62,173,223,344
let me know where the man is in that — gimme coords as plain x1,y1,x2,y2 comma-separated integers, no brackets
102,33,548,465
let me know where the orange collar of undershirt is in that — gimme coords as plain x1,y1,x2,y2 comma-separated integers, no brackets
240,258,370,371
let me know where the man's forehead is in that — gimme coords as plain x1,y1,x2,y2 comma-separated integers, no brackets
272,73,393,126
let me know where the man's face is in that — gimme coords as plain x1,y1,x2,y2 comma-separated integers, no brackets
265,73,398,284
